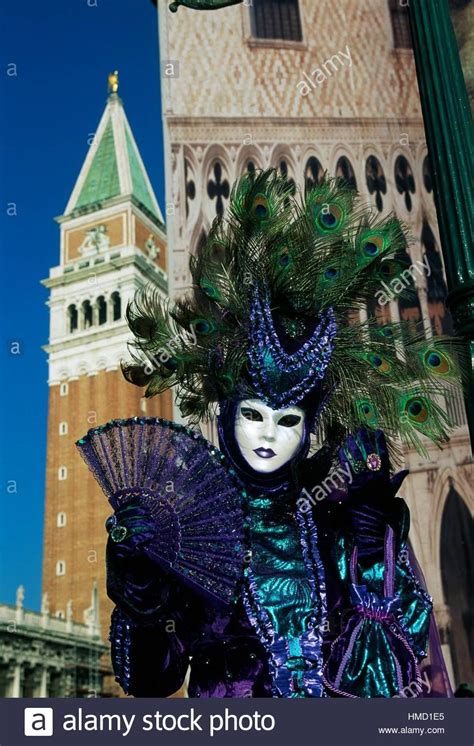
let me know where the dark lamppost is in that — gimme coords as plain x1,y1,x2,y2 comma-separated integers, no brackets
408,0,474,447
167,0,241,10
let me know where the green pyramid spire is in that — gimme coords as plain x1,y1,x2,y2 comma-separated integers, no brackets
125,128,157,219
75,119,120,210
65,85,164,226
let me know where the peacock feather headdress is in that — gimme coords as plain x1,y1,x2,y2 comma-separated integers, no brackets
123,169,465,456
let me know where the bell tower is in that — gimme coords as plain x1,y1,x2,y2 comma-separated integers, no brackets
41,74,172,660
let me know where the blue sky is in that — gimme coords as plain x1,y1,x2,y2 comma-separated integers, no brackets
0,0,165,610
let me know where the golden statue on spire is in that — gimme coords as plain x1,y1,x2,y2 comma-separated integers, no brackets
108,70,119,94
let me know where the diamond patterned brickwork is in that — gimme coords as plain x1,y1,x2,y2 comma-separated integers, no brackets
164,0,422,120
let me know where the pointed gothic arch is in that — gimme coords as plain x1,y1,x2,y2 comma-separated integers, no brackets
270,146,298,193
236,144,264,178
395,245,426,346
394,153,416,213
365,154,387,212
440,485,474,686
302,155,325,196
335,155,357,190
421,219,453,335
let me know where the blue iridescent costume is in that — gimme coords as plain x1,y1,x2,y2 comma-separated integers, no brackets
105,430,436,698
78,170,459,698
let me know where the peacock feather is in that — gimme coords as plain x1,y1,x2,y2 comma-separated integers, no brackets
122,169,466,457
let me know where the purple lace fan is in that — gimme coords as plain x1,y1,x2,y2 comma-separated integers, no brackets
76,417,246,606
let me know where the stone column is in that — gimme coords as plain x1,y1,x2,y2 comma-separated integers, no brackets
389,298,400,325
10,663,22,697
104,293,111,324
39,667,49,698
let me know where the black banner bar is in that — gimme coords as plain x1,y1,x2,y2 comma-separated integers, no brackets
1,697,472,746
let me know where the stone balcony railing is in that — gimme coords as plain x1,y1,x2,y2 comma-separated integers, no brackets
0,604,102,642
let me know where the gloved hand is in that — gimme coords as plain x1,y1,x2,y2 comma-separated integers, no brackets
338,428,410,562
106,501,157,559
106,499,170,620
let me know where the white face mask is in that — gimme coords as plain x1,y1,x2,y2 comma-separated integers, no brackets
234,399,305,473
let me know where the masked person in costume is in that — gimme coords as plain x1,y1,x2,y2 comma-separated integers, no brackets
77,171,460,698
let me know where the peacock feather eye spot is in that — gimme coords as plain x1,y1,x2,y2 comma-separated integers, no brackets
406,397,429,423
253,194,269,219
428,352,441,367
380,261,396,278
200,281,220,300
316,203,343,232
424,349,450,374
363,241,379,257
366,352,391,374
409,400,422,415
279,252,290,266
217,372,234,392
192,319,215,335
355,398,378,425
321,212,336,227
380,325,394,338
324,267,339,280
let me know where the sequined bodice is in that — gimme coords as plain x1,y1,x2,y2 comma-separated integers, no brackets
248,493,313,637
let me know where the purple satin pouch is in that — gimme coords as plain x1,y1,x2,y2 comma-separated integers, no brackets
322,526,422,698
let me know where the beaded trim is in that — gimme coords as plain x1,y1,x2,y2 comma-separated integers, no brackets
242,500,327,698
109,607,133,694
247,289,337,408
